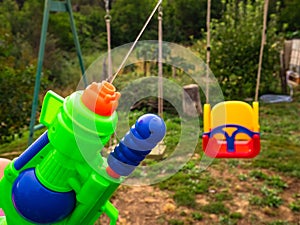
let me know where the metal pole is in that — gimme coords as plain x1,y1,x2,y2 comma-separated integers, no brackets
66,0,87,87
28,0,86,145
28,0,51,145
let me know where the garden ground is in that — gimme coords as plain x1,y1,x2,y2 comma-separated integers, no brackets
98,92,300,225
1,92,300,225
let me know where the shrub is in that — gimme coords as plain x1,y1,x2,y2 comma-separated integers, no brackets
197,0,283,100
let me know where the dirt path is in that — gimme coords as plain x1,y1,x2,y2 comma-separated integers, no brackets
99,164,300,225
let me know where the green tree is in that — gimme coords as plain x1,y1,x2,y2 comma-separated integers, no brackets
0,65,36,143
76,5,107,51
110,0,158,46
280,0,300,38
197,0,283,99
0,0,38,141
0,22,36,141
161,0,223,43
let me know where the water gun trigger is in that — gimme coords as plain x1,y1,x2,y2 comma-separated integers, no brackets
39,91,64,127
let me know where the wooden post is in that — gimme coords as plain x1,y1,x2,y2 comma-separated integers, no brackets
284,40,292,70
279,40,292,94
183,84,202,116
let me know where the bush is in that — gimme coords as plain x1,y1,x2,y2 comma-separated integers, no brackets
197,0,283,100
0,65,36,142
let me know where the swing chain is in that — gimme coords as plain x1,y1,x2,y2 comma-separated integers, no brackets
104,0,111,21
158,5,163,19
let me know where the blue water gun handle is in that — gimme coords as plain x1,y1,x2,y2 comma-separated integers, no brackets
107,114,166,177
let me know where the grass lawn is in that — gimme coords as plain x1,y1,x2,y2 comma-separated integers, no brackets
154,91,300,225
0,90,300,225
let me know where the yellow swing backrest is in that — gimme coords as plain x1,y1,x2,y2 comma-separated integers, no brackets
203,101,259,140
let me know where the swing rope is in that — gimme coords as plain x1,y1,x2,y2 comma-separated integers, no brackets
206,0,211,103
108,0,163,83
158,5,163,118
104,0,112,78
206,0,269,103
204,0,263,159
255,0,269,102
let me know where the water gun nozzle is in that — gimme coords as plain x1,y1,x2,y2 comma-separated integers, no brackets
81,81,121,116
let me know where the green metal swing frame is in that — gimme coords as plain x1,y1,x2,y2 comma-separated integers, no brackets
28,0,87,144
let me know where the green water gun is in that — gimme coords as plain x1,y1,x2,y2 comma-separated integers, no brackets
0,81,166,225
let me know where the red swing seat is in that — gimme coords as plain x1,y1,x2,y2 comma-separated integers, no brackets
202,101,260,158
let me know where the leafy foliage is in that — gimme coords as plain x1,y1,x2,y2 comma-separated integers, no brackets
0,0,297,140
197,0,283,100
201,202,230,214
0,65,36,142
279,0,300,38
250,186,283,208
161,0,222,43
110,0,157,45
0,1,38,142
